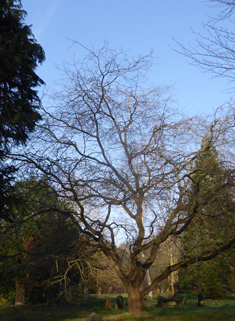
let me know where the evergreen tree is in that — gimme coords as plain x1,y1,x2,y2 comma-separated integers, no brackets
181,141,235,297
0,177,78,304
0,0,45,222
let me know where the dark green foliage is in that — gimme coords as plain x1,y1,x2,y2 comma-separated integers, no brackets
180,254,235,298
185,141,235,253
0,0,45,221
181,141,235,297
0,177,78,304
0,0,45,145
0,164,17,223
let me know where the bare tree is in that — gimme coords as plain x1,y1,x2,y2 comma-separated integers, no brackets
175,0,235,89
207,0,235,20
11,44,235,314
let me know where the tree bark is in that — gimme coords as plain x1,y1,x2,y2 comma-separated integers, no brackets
15,281,25,305
127,286,143,314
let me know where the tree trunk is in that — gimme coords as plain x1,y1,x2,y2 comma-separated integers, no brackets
15,281,25,305
146,269,153,299
169,248,178,296
127,287,143,314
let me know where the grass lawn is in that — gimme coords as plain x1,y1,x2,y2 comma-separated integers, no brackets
1,297,235,321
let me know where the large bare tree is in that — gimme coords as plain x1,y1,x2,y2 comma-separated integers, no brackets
11,44,235,314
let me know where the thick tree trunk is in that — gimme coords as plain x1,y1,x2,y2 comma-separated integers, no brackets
127,287,143,314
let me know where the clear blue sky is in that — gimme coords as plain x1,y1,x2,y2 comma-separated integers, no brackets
22,0,232,116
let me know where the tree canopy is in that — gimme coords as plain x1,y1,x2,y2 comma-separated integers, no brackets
0,0,45,222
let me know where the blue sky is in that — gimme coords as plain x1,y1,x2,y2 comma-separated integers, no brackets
22,0,232,116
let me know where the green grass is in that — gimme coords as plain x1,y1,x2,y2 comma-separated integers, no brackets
1,297,235,321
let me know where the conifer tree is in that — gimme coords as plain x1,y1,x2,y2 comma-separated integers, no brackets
0,0,45,221
182,141,235,297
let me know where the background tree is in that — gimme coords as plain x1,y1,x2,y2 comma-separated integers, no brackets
0,0,45,222
0,177,79,304
177,0,235,88
184,141,235,256
180,253,235,298
148,235,182,297
12,44,235,314
180,140,235,298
